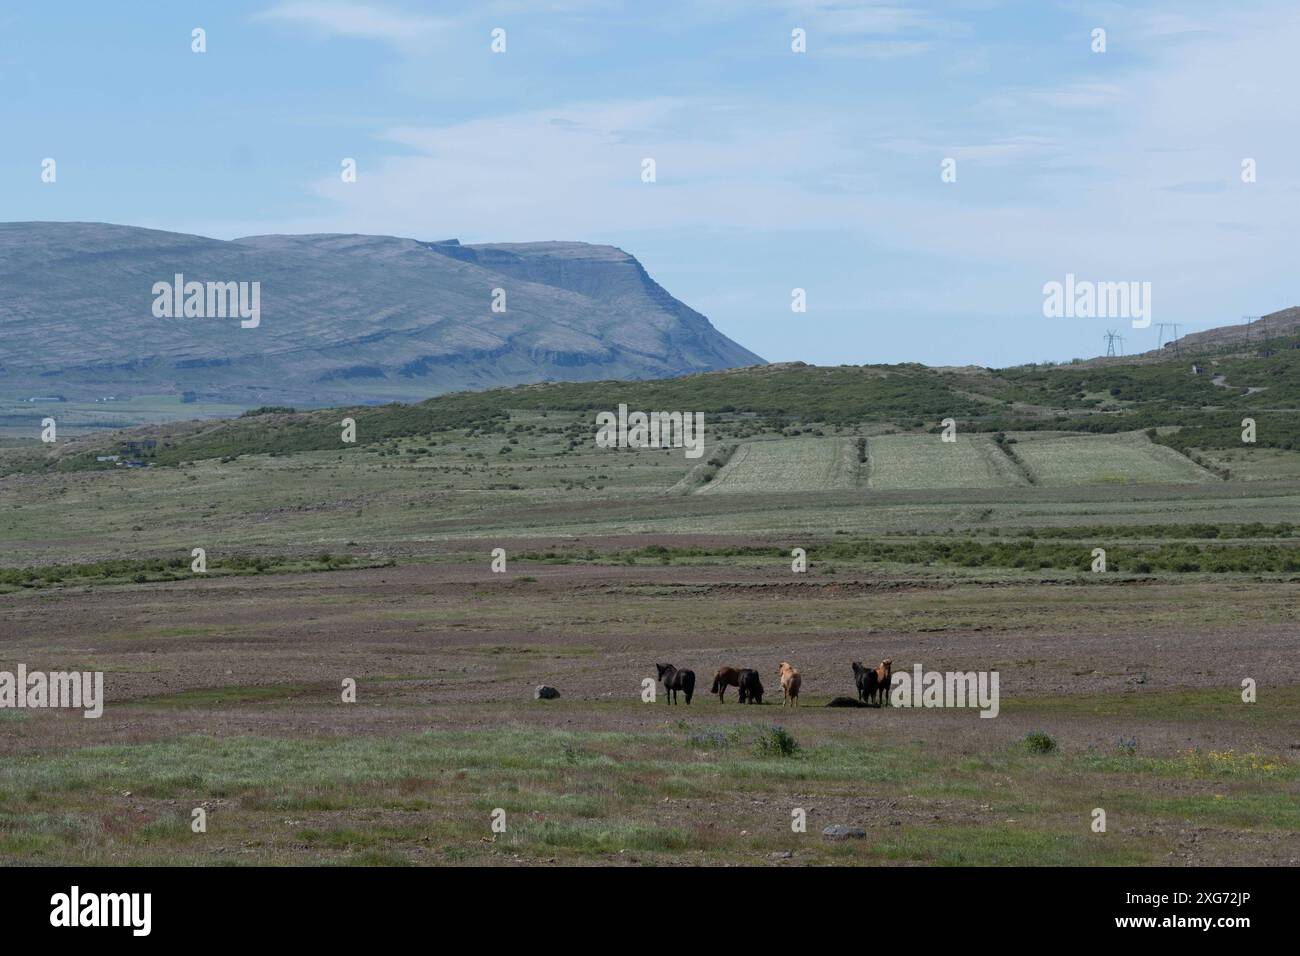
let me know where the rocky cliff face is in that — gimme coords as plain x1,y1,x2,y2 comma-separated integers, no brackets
0,222,764,404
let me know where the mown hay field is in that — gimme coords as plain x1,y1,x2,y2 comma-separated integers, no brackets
700,437,856,494
865,434,1026,490
1010,432,1216,486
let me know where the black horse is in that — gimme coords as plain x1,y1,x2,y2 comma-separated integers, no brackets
851,661,879,705
655,663,695,705
737,669,764,704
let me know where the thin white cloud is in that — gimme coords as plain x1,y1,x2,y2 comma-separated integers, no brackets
819,38,936,59
1033,82,1127,110
777,0,960,36
254,1,449,45
216,0,1297,339
300,98,853,239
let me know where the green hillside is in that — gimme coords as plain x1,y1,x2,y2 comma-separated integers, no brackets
5,324,1299,477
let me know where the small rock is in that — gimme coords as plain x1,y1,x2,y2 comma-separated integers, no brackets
534,685,560,700
769,851,793,860
822,825,866,841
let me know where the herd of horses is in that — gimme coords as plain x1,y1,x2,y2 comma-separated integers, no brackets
654,659,893,708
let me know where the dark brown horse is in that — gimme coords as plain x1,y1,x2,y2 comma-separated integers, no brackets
737,669,764,704
711,666,742,701
851,661,878,703
655,663,695,705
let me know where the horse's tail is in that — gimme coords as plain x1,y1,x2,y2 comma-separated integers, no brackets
710,675,720,693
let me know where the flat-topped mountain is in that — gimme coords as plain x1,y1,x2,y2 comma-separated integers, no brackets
0,222,763,404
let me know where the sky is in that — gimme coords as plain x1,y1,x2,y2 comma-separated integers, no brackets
3,0,1297,367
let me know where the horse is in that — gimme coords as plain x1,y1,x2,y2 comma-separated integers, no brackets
711,666,743,702
851,661,879,704
874,659,893,707
655,663,695,705
777,662,801,707
737,669,764,704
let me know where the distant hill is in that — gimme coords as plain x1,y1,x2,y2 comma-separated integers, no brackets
13,322,1299,476
1081,306,1300,366
0,222,763,404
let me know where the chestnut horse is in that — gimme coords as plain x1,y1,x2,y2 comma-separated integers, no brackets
874,659,893,707
711,666,742,702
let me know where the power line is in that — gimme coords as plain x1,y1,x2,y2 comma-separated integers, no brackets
1157,323,1181,355
1243,315,1260,349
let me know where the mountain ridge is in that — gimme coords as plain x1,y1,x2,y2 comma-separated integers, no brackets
0,221,763,404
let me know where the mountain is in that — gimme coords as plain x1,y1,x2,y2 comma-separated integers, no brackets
0,222,763,404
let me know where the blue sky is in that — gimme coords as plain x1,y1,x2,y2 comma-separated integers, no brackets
4,1,1297,366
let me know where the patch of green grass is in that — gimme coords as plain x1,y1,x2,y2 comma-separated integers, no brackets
1109,791,1300,830
521,820,698,854
1078,748,1298,782
1,722,1294,865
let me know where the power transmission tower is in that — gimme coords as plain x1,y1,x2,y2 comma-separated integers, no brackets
1104,329,1124,357
1243,315,1260,349
1157,323,1181,355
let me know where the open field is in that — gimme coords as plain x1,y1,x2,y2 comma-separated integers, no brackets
2,561,1298,866
700,436,855,494
3,391,1299,866
866,434,1028,490
1195,446,1300,481
0,394,249,440
1011,432,1216,486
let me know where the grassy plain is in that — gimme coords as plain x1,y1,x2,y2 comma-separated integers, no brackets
2,404,1299,866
